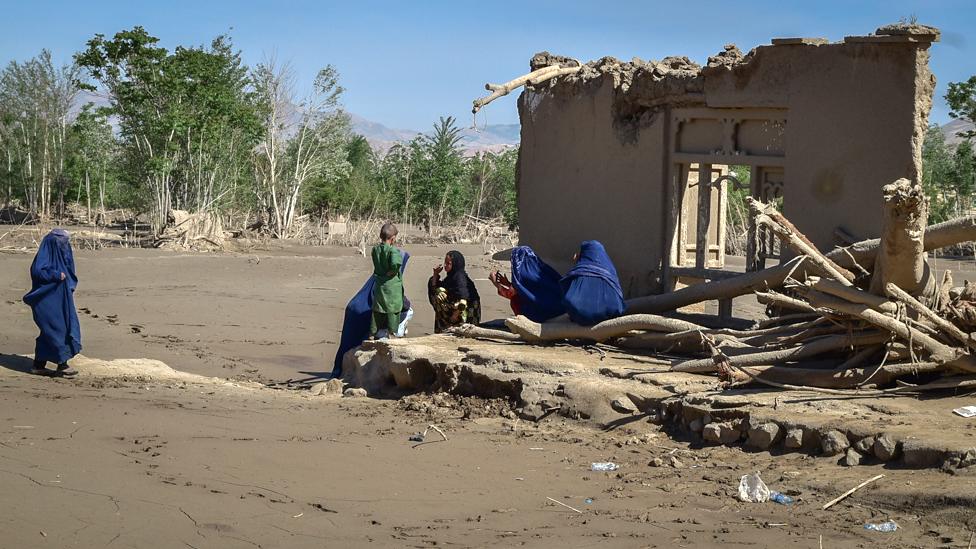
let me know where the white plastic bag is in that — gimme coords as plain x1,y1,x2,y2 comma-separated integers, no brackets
738,472,771,503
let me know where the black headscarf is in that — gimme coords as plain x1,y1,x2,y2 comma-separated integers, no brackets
440,250,480,302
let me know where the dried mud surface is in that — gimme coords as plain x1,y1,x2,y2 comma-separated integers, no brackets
2,236,976,547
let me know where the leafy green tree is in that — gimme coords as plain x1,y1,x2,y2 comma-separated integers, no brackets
947,76,976,140
0,49,79,216
952,139,975,212
921,124,956,222
65,104,117,219
75,27,262,233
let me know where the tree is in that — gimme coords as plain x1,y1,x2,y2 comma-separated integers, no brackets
66,104,117,220
921,124,956,222
947,76,976,140
252,60,351,237
0,50,79,217
952,139,975,213
75,27,262,234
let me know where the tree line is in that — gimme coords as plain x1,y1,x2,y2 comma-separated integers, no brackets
0,27,518,237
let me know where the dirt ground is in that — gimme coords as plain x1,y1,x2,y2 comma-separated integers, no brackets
2,230,976,547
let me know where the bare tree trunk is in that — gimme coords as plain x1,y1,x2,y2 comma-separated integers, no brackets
85,168,91,222
869,179,932,296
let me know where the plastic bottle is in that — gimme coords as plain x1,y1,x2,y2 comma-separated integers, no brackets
590,462,619,472
864,520,898,532
769,491,794,505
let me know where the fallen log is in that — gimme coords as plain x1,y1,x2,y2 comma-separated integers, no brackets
827,214,976,271
729,361,944,389
756,290,818,313
749,197,855,285
802,289,976,372
885,283,975,351
505,314,706,343
472,63,581,114
448,324,523,342
627,256,809,314
672,331,889,373
807,277,897,314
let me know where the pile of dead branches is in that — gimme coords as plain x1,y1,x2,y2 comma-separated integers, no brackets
454,178,976,396
155,209,226,251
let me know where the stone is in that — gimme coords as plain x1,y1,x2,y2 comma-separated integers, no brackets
902,440,946,468
841,448,865,467
325,378,343,394
854,436,875,454
649,457,665,467
667,455,683,468
784,428,805,449
518,403,548,421
309,382,329,396
610,398,636,414
689,418,704,432
820,430,850,457
343,387,367,398
702,422,740,445
519,388,541,407
746,422,783,450
873,434,899,462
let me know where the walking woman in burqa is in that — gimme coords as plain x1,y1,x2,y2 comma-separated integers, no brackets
560,240,626,326
23,229,81,376
428,250,481,333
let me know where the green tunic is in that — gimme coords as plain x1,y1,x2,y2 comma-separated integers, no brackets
371,243,403,314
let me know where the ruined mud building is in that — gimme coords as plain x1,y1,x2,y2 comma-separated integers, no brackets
516,24,940,304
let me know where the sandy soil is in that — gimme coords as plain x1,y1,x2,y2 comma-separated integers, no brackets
2,235,975,547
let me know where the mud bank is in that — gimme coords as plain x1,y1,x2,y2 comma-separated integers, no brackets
344,335,976,471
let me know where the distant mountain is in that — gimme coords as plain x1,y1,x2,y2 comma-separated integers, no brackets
943,119,975,147
349,113,519,155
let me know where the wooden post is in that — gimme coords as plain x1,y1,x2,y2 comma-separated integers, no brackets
695,163,712,270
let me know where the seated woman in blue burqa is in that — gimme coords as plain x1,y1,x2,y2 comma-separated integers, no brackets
23,229,81,376
489,246,565,322
560,240,626,326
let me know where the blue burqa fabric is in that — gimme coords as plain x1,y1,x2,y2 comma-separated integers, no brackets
23,229,82,364
560,240,626,326
510,246,565,322
332,250,410,377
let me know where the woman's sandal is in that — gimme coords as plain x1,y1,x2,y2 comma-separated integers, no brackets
56,363,78,377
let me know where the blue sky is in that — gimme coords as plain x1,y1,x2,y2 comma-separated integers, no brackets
1,1,973,130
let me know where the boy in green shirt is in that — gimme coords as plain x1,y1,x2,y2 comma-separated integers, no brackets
370,223,404,338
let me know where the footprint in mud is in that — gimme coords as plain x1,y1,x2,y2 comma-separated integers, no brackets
309,503,338,514
130,324,143,334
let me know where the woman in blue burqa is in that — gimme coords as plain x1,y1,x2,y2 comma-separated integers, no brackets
560,240,626,326
332,249,412,377
489,246,564,322
23,229,81,376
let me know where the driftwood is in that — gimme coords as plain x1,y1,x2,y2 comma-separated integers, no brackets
472,63,581,114
448,324,523,342
627,256,809,314
756,290,818,313
505,314,704,343
803,289,976,372
885,283,975,351
827,214,976,272
672,331,888,373
728,361,943,389
805,277,897,314
749,197,855,285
